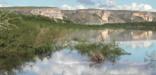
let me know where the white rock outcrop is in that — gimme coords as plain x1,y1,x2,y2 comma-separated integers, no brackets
31,8,63,19
132,12,153,22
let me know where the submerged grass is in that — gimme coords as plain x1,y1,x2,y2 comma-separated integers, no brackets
75,42,128,63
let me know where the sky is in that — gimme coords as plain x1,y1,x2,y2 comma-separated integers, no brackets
0,0,156,11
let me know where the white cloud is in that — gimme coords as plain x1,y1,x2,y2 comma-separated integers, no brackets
76,5,86,9
0,4,9,7
0,4,4,7
61,2,155,12
118,3,153,11
61,4,86,10
18,50,155,75
97,2,155,11
143,4,153,10
62,4,75,10
76,0,155,11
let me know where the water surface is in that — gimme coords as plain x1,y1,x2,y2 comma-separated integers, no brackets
13,29,156,75
1,29,156,75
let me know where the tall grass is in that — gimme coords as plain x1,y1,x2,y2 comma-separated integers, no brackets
75,42,128,63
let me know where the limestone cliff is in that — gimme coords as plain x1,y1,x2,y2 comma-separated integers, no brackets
4,7,64,20
30,8,63,19
63,9,156,24
2,7,156,25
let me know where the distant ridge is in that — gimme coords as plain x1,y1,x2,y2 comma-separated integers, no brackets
1,7,156,25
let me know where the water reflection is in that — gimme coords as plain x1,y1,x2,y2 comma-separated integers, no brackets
119,40,156,62
98,30,155,41
68,29,156,42
2,29,156,75
16,49,156,75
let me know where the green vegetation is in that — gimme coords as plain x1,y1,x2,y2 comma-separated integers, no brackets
75,42,128,63
100,22,156,31
0,10,68,71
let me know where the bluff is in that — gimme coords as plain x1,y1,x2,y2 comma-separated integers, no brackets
63,9,156,25
1,7,156,25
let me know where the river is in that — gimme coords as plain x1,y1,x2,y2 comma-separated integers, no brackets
3,29,156,75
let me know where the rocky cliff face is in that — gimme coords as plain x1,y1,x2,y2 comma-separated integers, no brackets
63,9,156,24
3,7,156,25
30,8,63,19
62,9,113,24
5,7,64,20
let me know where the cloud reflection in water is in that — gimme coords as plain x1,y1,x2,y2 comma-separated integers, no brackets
17,48,156,75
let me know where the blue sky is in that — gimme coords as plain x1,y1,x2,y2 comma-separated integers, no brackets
0,0,156,10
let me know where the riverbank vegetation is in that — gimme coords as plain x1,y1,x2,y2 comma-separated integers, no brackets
0,10,68,71
0,10,154,71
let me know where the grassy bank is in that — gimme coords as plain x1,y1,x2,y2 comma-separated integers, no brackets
0,10,68,71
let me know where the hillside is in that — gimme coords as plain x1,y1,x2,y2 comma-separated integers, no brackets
1,7,156,25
